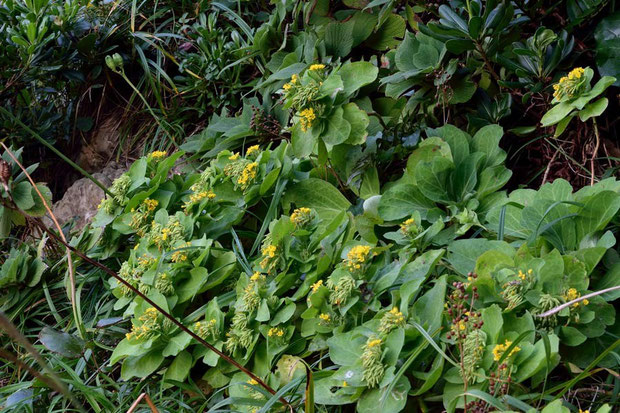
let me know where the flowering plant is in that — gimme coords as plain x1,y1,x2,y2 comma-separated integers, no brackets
281,61,378,157
541,66,616,136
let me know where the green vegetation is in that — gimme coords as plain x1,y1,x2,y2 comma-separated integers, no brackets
1,1,619,412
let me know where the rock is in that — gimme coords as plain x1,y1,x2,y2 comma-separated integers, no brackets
76,115,121,172
48,162,126,230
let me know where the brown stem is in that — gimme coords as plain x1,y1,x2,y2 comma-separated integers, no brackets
28,217,290,409
0,143,84,339
475,42,501,83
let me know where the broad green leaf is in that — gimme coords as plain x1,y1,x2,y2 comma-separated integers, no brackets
471,124,505,168
342,102,370,145
322,107,351,146
39,327,85,359
12,181,35,210
121,350,165,380
339,61,379,97
284,178,351,226
541,102,574,126
578,97,608,121
377,183,435,221
415,156,454,204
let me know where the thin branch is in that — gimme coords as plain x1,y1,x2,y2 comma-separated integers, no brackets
0,143,85,339
536,285,620,318
29,218,291,409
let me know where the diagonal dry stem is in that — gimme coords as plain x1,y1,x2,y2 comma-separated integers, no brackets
30,217,291,410
0,143,85,338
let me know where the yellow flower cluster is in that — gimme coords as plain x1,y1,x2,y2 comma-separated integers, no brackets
492,340,521,362
260,243,278,272
195,318,217,339
299,107,316,132
250,271,264,282
345,245,372,271
149,150,167,159
400,218,415,233
367,338,382,348
517,269,532,281
282,74,300,91
379,307,406,334
228,153,240,161
247,378,258,386
564,287,589,307
319,313,330,323
290,207,313,227
237,161,258,188
309,64,325,71
126,307,160,341
268,327,285,337
246,145,260,156
311,279,323,293
137,255,155,268
553,67,585,100
144,198,159,212
171,249,187,263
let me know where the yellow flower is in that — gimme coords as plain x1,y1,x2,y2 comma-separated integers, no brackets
311,279,323,293
237,162,258,188
568,67,585,79
262,244,277,258
309,64,325,71
552,67,586,100
342,381,348,387
144,198,159,212
319,313,330,322
246,145,260,156
268,327,285,337
171,250,187,263
290,207,313,227
282,82,292,91
492,340,521,362
228,152,240,161
150,150,167,159
367,339,382,348
299,107,316,132
291,74,299,84
345,245,372,272
247,378,258,386
579,409,590,413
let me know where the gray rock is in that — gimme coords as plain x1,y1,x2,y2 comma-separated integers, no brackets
48,162,126,230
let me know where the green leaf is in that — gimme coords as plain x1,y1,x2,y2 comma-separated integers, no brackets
342,103,369,145
163,351,193,386
121,350,165,380
12,181,35,210
415,156,454,204
339,61,379,97
377,182,436,220
322,107,351,146
594,11,620,86
327,331,365,366
541,102,574,126
472,124,506,168
578,97,608,121
291,123,316,157
357,375,410,413
284,178,351,227
365,13,406,50
39,327,85,359
325,22,354,58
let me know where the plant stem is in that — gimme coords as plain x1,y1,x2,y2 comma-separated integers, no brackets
118,71,178,149
590,118,600,186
